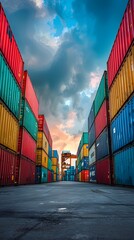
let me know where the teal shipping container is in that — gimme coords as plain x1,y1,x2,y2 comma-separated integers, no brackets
36,166,48,183
48,158,52,171
114,145,134,186
94,71,108,116
20,99,38,141
0,54,21,119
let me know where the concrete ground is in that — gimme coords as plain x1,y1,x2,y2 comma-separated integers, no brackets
0,182,134,240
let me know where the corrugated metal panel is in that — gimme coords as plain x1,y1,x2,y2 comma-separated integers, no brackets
0,54,21,119
47,158,52,171
52,165,57,174
22,71,39,120
107,0,134,87
38,115,52,147
53,173,57,182
95,100,109,138
20,99,38,141
0,102,19,152
52,150,59,159
36,149,48,168
111,95,134,153
89,164,96,182
0,4,24,87
0,146,19,186
96,157,111,185
81,157,89,170
79,172,81,182
89,143,96,166
36,166,48,183
77,132,88,156
94,71,108,116
18,127,36,162
80,144,88,160
88,101,95,131
96,127,109,160
109,44,134,120
37,131,49,154
19,157,35,184
52,158,58,166
48,170,52,183
48,145,52,158
81,170,89,182
114,145,134,186
88,123,95,149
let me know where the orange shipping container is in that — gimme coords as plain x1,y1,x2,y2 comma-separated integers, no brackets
36,149,48,168
37,131,48,154
80,144,88,160
52,157,58,166
109,44,134,120
52,165,57,174
0,102,19,152
79,172,81,182
53,173,57,182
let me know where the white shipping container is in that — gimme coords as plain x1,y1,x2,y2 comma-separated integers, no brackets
89,143,96,165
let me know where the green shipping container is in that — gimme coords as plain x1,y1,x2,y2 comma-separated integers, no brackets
56,167,59,174
47,158,52,171
81,132,88,148
20,99,38,140
0,54,21,119
94,71,108,116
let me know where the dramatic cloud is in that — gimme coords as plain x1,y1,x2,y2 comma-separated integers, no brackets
1,0,128,162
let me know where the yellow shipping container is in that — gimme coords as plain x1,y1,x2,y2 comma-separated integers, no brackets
79,172,81,182
110,44,134,120
52,157,58,166
54,173,57,182
52,165,57,174
80,144,88,160
37,131,48,153
36,149,48,168
0,103,19,152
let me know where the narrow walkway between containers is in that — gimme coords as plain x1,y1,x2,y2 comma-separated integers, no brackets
0,182,134,240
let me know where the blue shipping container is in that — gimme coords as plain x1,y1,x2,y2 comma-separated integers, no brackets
81,157,89,170
90,164,96,182
88,101,95,131
111,95,134,153
96,127,109,160
53,150,59,159
88,122,95,149
48,145,52,158
36,166,48,183
114,145,134,186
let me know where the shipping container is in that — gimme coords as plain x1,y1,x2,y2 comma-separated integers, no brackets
48,170,52,183
113,145,134,186
81,170,90,182
52,157,58,166
79,172,81,182
52,165,57,174
36,166,48,183
94,71,108,116
111,95,134,153
0,146,19,186
107,0,134,87
47,158,52,171
109,44,134,120
36,149,48,168
37,131,48,154
88,101,95,131
22,71,39,120
96,157,111,185
20,99,38,141
89,143,96,166
80,144,88,160
18,127,36,162
96,127,110,161
0,102,19,152
53,173,57,182
90,164,96,183
0,4,24,87
38,115,52,147
77,132,88,156
81,157,89,170
0,54,21,119
19,157,35,185
88,123,95,149
52,150,59,159
95,100,109,138
48,145,52,158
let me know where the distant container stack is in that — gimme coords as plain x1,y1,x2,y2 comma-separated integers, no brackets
52,150,59,182
36,115,53,183
107,0,134,186
77,133,89,182
0,4,24,186
18,71,39,185
63,166,75,181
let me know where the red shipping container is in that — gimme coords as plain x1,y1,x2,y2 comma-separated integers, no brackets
0,4,24,87
81,170,90,182
38,115,52,147
48,170,52,183
18,127,37,162
0,146,19,186
19,157,35,184
22,71,39,120
96,157,111,185
95,100,109,138
107,0,134,88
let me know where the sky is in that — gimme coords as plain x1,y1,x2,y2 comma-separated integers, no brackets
1,0,128,161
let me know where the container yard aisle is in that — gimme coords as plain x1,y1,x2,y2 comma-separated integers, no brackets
0,182,134,240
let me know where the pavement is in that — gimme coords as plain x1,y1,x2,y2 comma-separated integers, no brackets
0,181,134,240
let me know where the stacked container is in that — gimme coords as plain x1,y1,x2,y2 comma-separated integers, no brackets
18,71,39,185
107,0,134,186
0,4,24,186
77,133,89,182
36,115,53,183
63,166,75,181
52,150,59,182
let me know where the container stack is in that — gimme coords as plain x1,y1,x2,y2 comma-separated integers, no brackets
18,71,39,185
107,0,134,186
52,150,59,182
0,4,24,186
63,166,75,181
36,115,53,183
77,133,89,182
